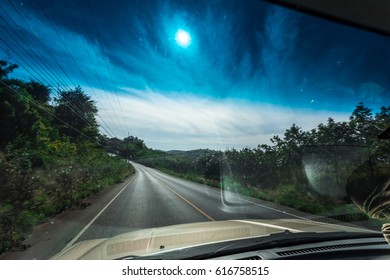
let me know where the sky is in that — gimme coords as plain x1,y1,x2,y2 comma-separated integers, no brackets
1,0,389,150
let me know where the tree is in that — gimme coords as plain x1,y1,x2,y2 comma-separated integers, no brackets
54,86,99,141
25,80,50,104
349,102,378,144
0,60,17,80
316,118,355,145
0,61,45,148
194,151,223,181
376,106,390,129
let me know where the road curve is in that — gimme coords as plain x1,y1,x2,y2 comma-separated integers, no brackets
1,162,313,259
72,162,310,244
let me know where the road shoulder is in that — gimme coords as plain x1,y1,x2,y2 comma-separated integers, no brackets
0,175,136,260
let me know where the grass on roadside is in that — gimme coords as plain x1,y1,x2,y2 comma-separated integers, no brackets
0,152,134,254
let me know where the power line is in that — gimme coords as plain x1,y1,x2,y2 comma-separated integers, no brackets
0,36,52,87
6,0,77,88
0,80,101,145
62,0,120,137
1,6,74,93
2,0,118,138
85,0,129,134
0,11,73,96
1,1,97,123
33,0,113,126
0,37,97,133
35,0,125,136
2,0,131,141
0,37,112,138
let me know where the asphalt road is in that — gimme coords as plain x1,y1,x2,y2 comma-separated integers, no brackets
70,162,310,245
1,162,312,259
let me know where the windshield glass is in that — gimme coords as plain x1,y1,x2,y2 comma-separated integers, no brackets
0,0,389,259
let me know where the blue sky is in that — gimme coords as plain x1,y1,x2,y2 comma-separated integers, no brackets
1,0,389,150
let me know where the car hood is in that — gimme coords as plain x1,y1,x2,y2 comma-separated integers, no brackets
52,219,375,259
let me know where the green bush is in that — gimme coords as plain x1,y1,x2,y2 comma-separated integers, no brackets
273,185,325,213
0,146,134,254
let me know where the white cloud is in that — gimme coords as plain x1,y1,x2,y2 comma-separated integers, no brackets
91,88,350,151
0,7,353,151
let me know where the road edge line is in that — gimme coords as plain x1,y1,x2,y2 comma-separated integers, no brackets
60,174,137,251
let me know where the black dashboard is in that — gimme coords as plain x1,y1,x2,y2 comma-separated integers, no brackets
212,237,390,260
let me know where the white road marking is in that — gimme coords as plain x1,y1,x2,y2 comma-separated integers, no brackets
231,195,311,220
60,174,137,251
144,163,311,223
147,164,310,221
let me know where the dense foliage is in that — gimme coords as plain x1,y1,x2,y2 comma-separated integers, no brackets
139,104,390,217
99,135,165,159
0,61,133,253
1,57,389,252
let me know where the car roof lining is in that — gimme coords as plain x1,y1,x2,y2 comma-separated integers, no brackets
264,0,390,36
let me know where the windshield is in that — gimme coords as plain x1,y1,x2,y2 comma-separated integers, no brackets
0,0,389,260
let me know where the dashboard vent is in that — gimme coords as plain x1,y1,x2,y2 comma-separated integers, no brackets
237,255,262,260
277,241,386,257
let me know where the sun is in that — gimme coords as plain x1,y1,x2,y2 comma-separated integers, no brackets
175,29,191,48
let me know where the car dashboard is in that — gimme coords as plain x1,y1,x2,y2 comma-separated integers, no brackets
211,237,390,260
